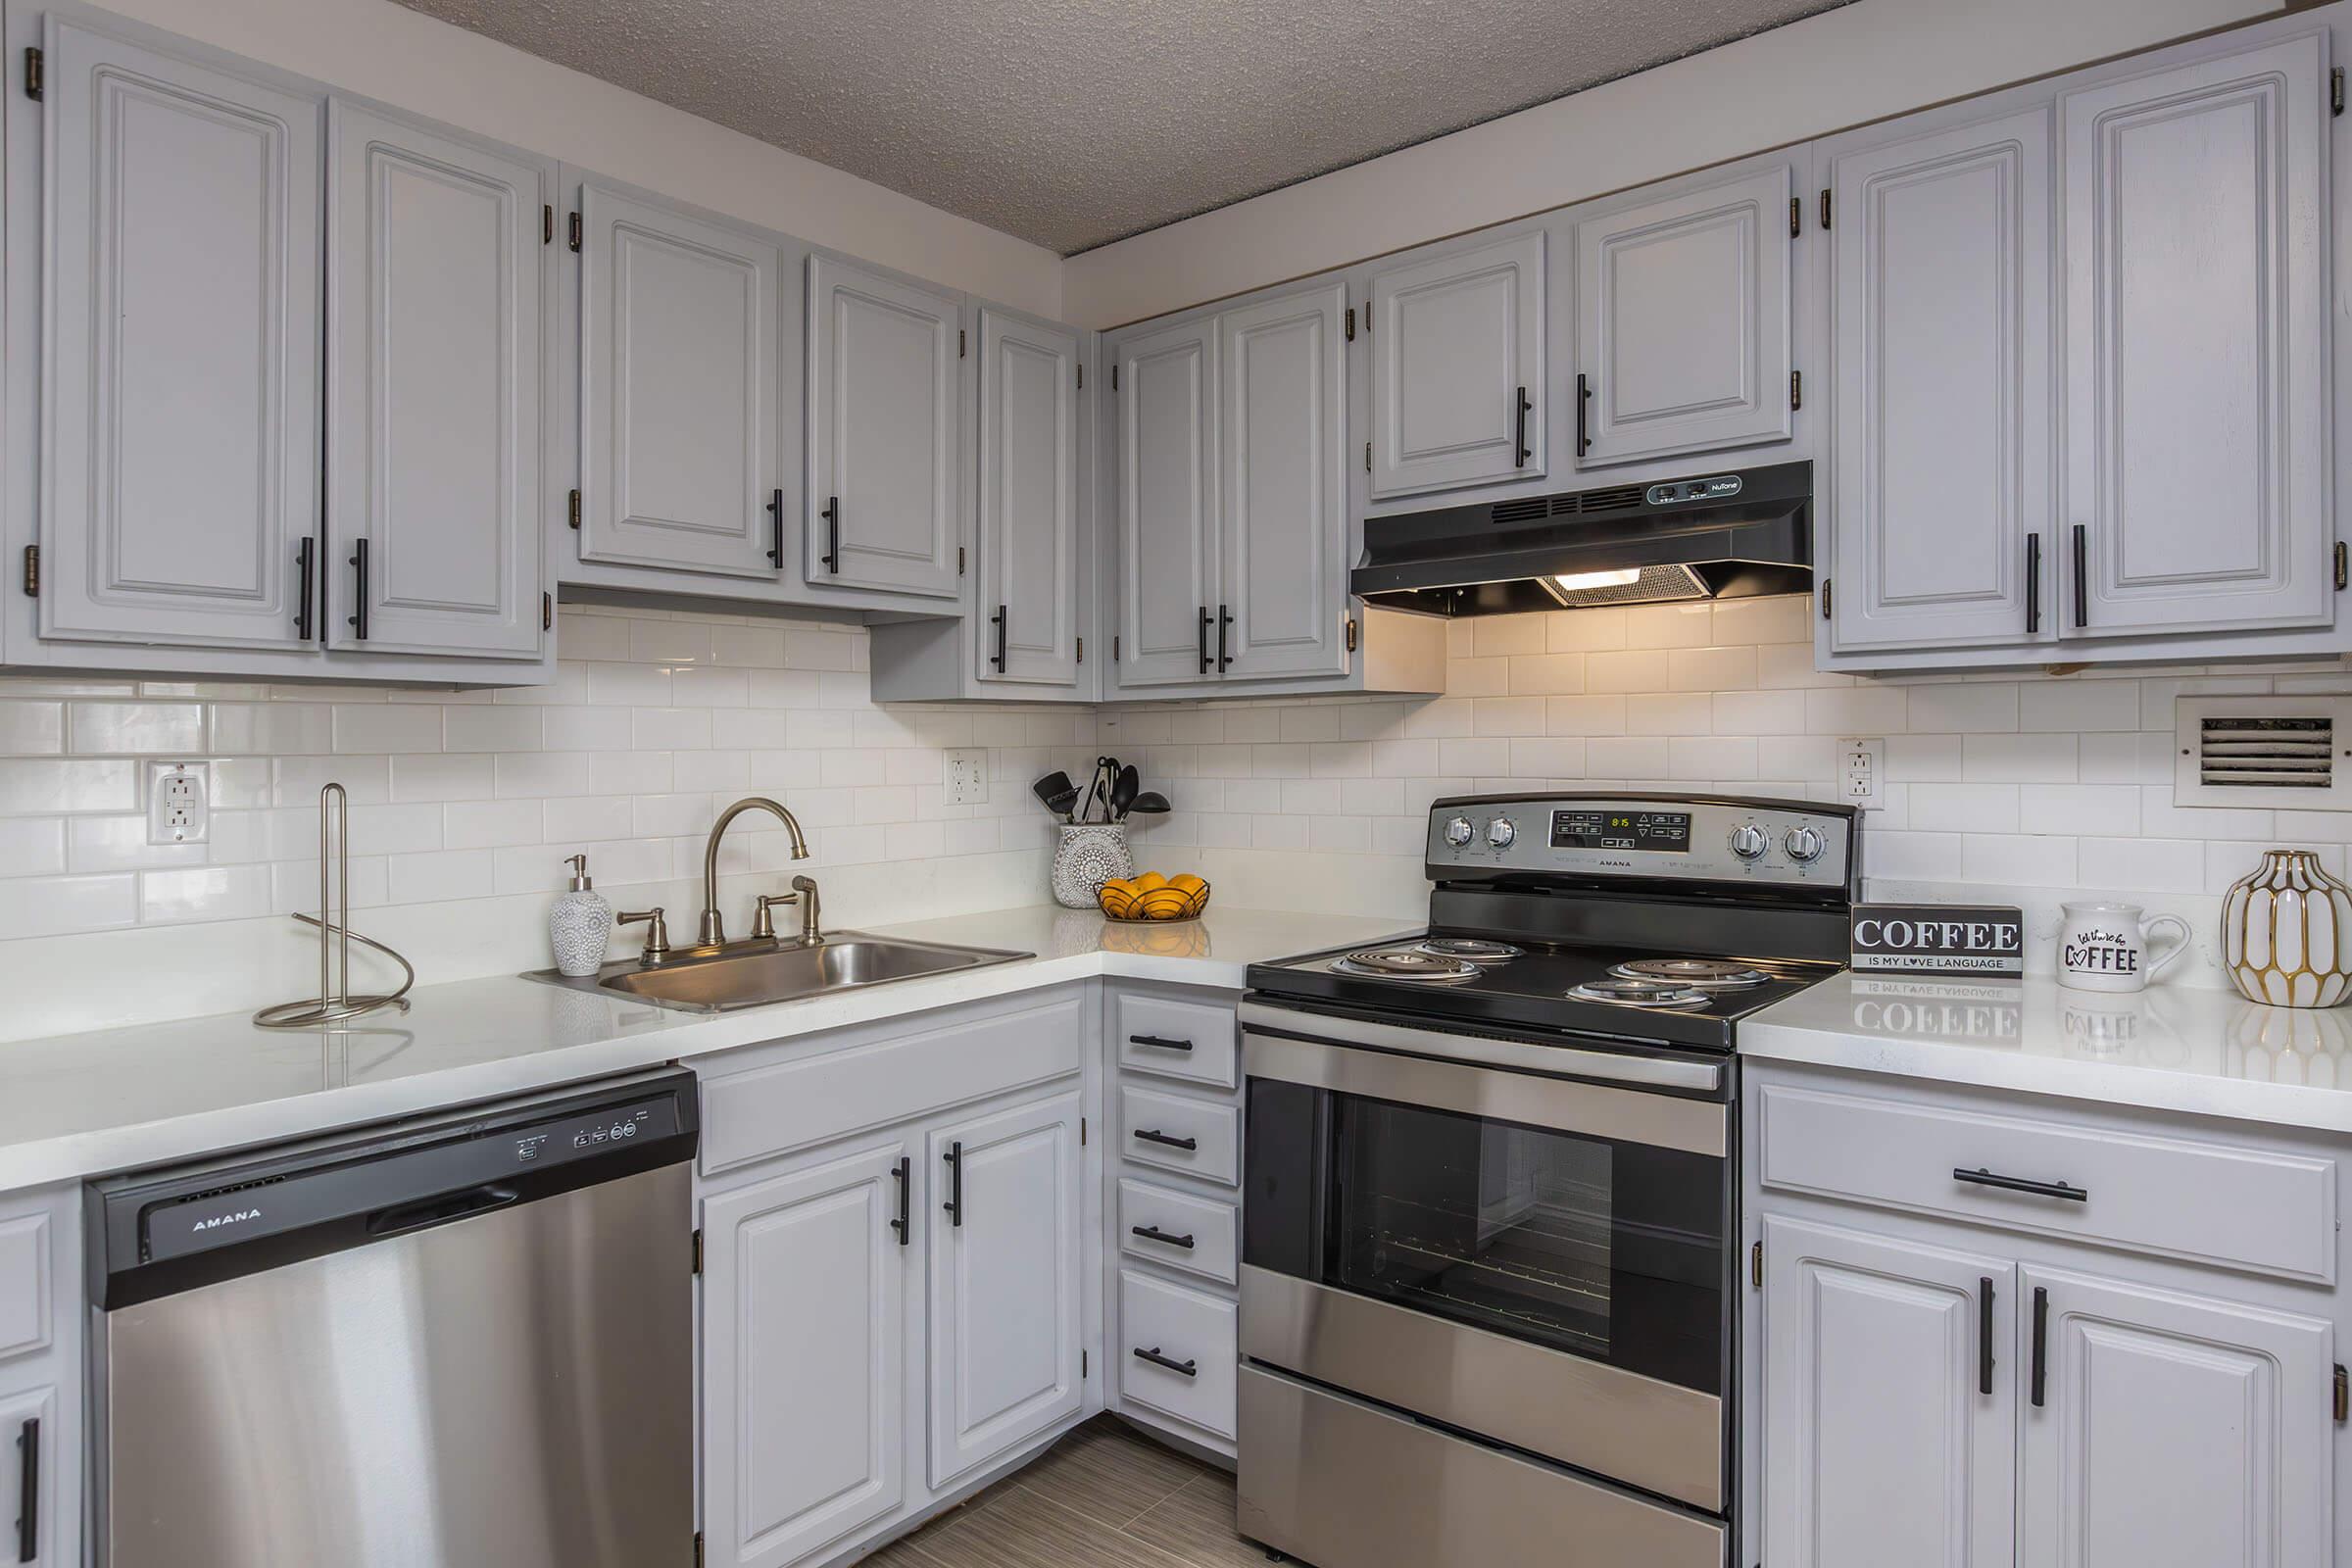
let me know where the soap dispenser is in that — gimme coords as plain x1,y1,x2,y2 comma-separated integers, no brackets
550,854,615,976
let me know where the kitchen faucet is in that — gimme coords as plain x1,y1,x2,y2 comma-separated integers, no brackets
700,798,815,948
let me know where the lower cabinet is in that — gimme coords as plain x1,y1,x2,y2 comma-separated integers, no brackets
0,1187,77,1568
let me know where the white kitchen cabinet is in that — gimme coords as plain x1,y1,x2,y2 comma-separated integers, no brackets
0,1187,80,1568
1111,318,1220,687
701,1141,909,1568
2059,32,2332,639
1571,159,1793,468
975,309,1081,686
807,257,960,599
1824,107,2053,654
2018,1264,2333,1568
1365,232,1545,499
325,101,548,659
1761,1216,2016,1568
927,1089,1085,1489
0,1387,63,1568
577,182,783,581
37,18,321,651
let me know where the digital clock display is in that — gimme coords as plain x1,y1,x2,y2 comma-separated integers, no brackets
1549,809,1692,852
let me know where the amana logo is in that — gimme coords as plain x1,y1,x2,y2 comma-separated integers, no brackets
192,1208,262,1233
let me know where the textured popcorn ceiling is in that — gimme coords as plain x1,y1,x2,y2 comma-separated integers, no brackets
392,0,1852,254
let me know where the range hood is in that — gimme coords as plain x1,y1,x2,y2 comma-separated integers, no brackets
1351,461,1812,616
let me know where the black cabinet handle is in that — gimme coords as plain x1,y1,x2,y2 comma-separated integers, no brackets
890,1156,910,1247
347,538,369,641
2071,523,2088,628
1134,1128,1198,1152
1197,607,1211,675
1514,385,1532,466
1575,372,1592,457
1978,1276,1995,1396
294,536,315,641
1217,605,1233,672
1953,1167,2085,1202
1131,1224,1196,1250
765,489,783,567
1133,1346,1198,1378
2025,532,2041,634
14,1416,34,1564
820,497,841,573
2030,1286,2049,1408
990,605,1007,671
942,1142,962,1228
1128,1034,1194,1053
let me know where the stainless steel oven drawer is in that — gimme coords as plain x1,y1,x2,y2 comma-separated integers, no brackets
1238,1365,1727,1568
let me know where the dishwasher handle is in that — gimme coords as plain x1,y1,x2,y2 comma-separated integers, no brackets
366,1185,520,1240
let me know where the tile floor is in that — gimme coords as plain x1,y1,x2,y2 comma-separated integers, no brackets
863,1417,1268,1568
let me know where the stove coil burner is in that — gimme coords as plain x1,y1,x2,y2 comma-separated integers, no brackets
1330,948,1483,983
1568,977,1712,1009
1609,957,1771,992
1418,938,1523,963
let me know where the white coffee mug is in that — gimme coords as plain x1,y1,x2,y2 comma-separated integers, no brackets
2057,902,2189,994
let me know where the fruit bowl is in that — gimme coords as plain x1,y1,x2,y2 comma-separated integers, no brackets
1099,872,1211,922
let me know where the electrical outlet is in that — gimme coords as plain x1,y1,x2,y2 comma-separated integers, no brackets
945,749,989,807
1839,737,1886,810
147,761,210,845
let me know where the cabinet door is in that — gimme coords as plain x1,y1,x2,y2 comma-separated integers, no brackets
927,1089,1084,1488
1219,283,1348,681
1828,109,2053,652
2018,1264,2332,1568
325,102,545,658
0,1387,65,1568
807,258,959,598
1573,163,1792,467
40,21,319,650
579,183,781,579
1366,232,1544,498
975,310,1080,686
702,1143,908,1568
1113,321,1219,687
1762,1217,2015,1568
2059,34,2331,637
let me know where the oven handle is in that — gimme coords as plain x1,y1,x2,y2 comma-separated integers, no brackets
1237,1000,1722,1094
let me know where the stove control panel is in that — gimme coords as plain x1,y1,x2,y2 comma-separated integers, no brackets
1427,796,1855,890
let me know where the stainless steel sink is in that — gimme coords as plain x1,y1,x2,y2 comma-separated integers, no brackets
522,932,1033,1013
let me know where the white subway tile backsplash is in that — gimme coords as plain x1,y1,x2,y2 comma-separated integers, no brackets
2020,680,2139,733
0,702,65,756
67,702,204,755
0,872,137,938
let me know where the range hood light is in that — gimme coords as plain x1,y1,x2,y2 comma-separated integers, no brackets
1551,568,1642,593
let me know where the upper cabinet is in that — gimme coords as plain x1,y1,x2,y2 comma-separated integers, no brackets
577,183,784,581
1112,319,1222,688
1570,159,1794,469
974,310,1081,686
1366,232,1545,499
807,258,960,600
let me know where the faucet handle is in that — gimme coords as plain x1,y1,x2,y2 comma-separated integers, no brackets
751,891,800,942
616,907,671,966
789,874,821,946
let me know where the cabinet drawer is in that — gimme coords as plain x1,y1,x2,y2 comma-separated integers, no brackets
1757,1080,2337,1283
1119,1086,1241,1188
1114,991,1237,1088
0,1211,52,1365
1119,1270,1239,1440
1118,1178,1239,1286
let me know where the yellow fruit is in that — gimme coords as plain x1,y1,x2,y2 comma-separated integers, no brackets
1137,886,1194,920
1181,883,1211,917
1133,871,1167,892
1168,873,1206,895
1098,881,1139,919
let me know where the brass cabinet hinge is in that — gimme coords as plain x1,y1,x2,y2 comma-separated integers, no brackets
2334,67,2346,117
567,211,582,253
2335,540,2346,590
1345,616,1358,653
1075,636,1084,665
567,489,582,530
692,1228,704,1276
1750,1240,1763,1288
1819,187,1833,229
20,544,36,598
1789,369,1803,412
542,592,552,632
23,46,41,101
542,204,553,245
2335,1363,2347,1423
1820,578,1833,619
1788,196,1800,238
1345,306,1356,342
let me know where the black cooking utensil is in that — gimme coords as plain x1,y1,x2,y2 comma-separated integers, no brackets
1045,786,1081,821
1111,764,1140,820
1031,771,1074,815
1128,792,1170,814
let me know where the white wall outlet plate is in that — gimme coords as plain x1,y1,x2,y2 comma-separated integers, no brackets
1838,737,1885,810
147,761,210,844
945,749,989,807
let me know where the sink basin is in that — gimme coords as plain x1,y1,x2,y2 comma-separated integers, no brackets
524,933,1034,1013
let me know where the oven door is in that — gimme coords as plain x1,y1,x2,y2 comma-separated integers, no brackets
1239,1004,1732,1513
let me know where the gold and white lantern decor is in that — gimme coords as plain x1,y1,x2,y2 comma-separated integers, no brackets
2221,849,2352,1007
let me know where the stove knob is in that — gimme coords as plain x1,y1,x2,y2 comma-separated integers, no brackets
1443,815,1475,849
1729,823,1771,860
1785,824,1826,863
1486,816,1517,849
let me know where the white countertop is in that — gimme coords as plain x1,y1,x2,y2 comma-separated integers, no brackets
0,905,1411,1195
1742,970,2352,1136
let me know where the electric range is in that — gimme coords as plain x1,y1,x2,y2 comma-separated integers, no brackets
1234,792,1859,1568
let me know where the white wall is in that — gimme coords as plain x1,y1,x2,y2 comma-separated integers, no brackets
96,0,1062,317
1061,0,2280,327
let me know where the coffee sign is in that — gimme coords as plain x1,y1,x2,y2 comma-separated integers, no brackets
1850,904,2025,976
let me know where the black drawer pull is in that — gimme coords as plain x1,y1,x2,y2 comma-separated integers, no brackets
1575,372,1592,457
2071,523,2088,628
990,605,1007,671
1197,606,1211,675
1978,1276,1995,1396
2030,1286,2049,1408
14,1416,34,1564
294,536,315,640
765,488,783,567
1131,1224,1196,1250
347,537,369,641
942,1142,962,1228
1133,1346,1198,1378
820,497,841,572
2024,531,2042,634
890,1156,910,1247
1954,1167,2085,1202
1134,1128,1198,1152
1128,1034,1194,1053
1513,384,1532,466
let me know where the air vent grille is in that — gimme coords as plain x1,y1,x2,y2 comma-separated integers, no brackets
1489,497,1550,526
2176,696,2352,809
1570,484,1647,514
2198,715,2333,789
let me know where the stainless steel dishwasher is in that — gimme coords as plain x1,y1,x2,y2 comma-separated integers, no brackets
87,1068,700,1568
